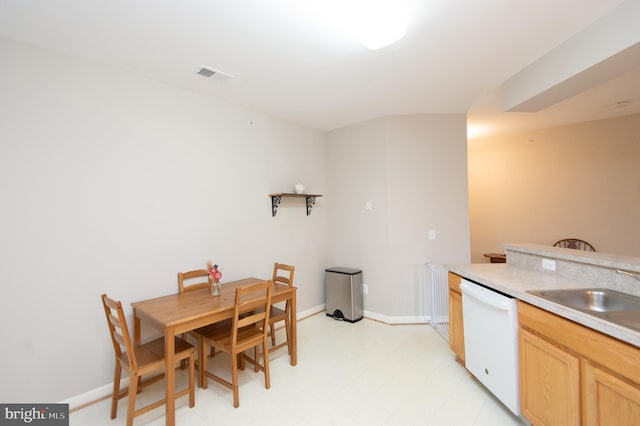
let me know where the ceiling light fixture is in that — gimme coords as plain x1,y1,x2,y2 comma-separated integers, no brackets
319,0,408,50
354,4,407,50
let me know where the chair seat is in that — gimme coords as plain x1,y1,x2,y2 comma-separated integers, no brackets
270,306,287,321
192,320,237,343
252,306,286,321
118,337,193,370
203,325,264,351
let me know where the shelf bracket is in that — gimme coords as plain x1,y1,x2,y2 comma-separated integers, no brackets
269,193,322,217
271,195,281,217
305,196,316,216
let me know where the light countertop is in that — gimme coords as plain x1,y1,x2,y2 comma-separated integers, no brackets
447,262,640,348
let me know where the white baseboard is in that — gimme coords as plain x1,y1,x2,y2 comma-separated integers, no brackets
318,303,429,325
364,310,428,325
62,380,124,411
297,304,326,319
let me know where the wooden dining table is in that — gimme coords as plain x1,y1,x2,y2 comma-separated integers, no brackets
131,277,297,426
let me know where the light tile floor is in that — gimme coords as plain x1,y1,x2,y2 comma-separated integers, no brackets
72,314,527,425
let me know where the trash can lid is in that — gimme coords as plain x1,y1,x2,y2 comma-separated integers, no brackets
325,267,362,275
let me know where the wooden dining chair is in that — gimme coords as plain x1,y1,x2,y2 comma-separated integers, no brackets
177,269,215,386
197,280,272,408
101,294,195,426
268,263,295,354
553,238,596,252
178,269,212,293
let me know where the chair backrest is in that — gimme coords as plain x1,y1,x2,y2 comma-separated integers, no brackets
231,281,272,350
553,238,596,252
178,269,212,294
272,263,295,288
101,294,138,371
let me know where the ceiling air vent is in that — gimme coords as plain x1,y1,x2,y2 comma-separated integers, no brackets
196,66,234,82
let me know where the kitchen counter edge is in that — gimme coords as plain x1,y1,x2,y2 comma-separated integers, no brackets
446,263,640,348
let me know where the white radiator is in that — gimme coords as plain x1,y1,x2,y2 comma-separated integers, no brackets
427,263,449,341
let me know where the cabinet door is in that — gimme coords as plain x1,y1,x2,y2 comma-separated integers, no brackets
519,328,580,425
583,362,640,426
448,288,464,364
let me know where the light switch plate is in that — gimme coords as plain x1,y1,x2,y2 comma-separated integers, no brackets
542,259,556,271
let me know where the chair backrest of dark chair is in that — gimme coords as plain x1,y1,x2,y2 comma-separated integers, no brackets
553,238,596,252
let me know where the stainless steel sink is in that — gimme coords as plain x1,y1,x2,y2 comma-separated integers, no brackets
527,288,640,331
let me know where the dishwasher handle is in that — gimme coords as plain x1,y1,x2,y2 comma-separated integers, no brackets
460,281,512,311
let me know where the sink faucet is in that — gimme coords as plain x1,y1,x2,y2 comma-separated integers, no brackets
617,269,640,282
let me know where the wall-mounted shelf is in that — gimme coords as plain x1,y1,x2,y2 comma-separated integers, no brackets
269,193,323,217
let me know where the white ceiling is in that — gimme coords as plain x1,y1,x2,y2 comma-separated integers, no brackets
0,0,638,136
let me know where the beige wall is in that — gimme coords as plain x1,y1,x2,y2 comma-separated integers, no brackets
328,115,471,321
468,113,640,263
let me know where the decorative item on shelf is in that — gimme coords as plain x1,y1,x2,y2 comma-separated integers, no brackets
294,183,305,194
207,261,222,296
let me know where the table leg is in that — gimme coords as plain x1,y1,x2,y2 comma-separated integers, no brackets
133,309,141,346
165,327,175,426
289,289,297,366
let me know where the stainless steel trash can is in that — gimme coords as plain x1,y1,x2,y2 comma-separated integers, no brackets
325,267,363,322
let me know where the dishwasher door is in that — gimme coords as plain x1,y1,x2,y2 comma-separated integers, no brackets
460,279,520,416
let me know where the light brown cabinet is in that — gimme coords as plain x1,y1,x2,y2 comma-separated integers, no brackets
519,327,580,425
519,301,640,426
447,272,464,365
582,362,640,426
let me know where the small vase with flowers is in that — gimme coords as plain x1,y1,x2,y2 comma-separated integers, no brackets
207,261,222,296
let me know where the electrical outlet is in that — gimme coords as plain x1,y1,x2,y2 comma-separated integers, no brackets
428,229,436,240
362,284,368,294
542,259,556,271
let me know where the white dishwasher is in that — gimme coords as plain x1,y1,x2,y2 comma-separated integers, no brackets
460,279,520,416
